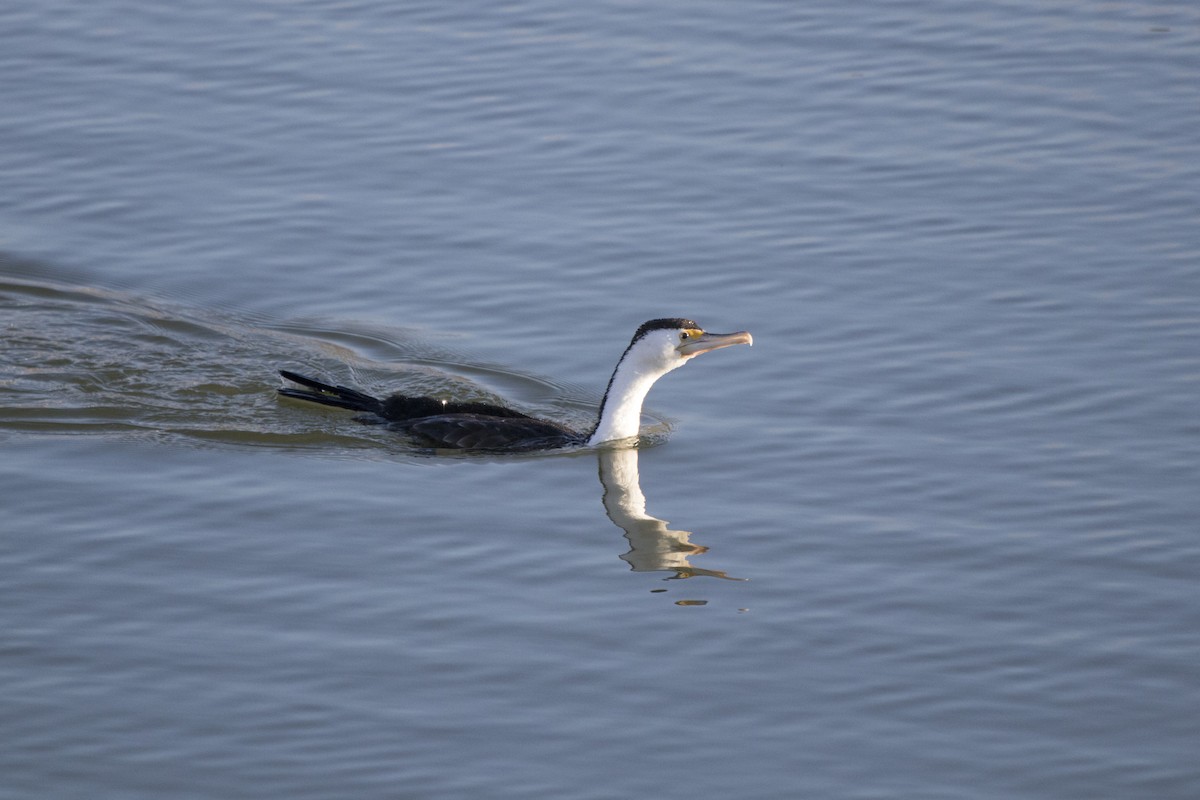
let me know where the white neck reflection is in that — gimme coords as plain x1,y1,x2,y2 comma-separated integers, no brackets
597,446,741,581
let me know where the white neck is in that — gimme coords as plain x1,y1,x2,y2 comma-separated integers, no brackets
587,362,662,445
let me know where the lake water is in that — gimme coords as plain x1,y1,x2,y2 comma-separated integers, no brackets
2,1,1199,798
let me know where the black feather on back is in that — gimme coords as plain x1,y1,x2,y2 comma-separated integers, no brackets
279,369,581,450
379,394,533,422
389,414,584,451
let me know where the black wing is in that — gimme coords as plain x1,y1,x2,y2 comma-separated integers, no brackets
391,414,584,451
379,394,534,423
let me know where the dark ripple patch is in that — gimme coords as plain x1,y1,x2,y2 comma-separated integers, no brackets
0,272,617,454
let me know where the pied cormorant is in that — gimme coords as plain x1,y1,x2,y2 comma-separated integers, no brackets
278,318,752,451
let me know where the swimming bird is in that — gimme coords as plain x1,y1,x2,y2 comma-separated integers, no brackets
278,318,752,451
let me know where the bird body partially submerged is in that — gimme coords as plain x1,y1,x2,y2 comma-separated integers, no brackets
279,318,751,451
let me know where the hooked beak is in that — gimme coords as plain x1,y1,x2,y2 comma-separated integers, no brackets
677,330,753,358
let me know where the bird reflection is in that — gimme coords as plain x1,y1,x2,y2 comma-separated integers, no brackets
597,447,742,581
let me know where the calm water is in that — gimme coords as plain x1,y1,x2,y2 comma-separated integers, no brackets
3,1,1199,798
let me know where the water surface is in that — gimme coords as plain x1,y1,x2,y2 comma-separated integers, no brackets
2,1,1199,798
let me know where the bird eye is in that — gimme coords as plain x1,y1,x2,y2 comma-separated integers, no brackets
680,331,690,341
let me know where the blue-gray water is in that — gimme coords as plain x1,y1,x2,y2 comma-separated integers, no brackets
2,2,1199,798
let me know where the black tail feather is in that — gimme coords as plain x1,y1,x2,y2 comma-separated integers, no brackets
278,369,541,426
277,370,384,415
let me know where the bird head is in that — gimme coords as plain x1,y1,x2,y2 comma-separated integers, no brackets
622,318,754,377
